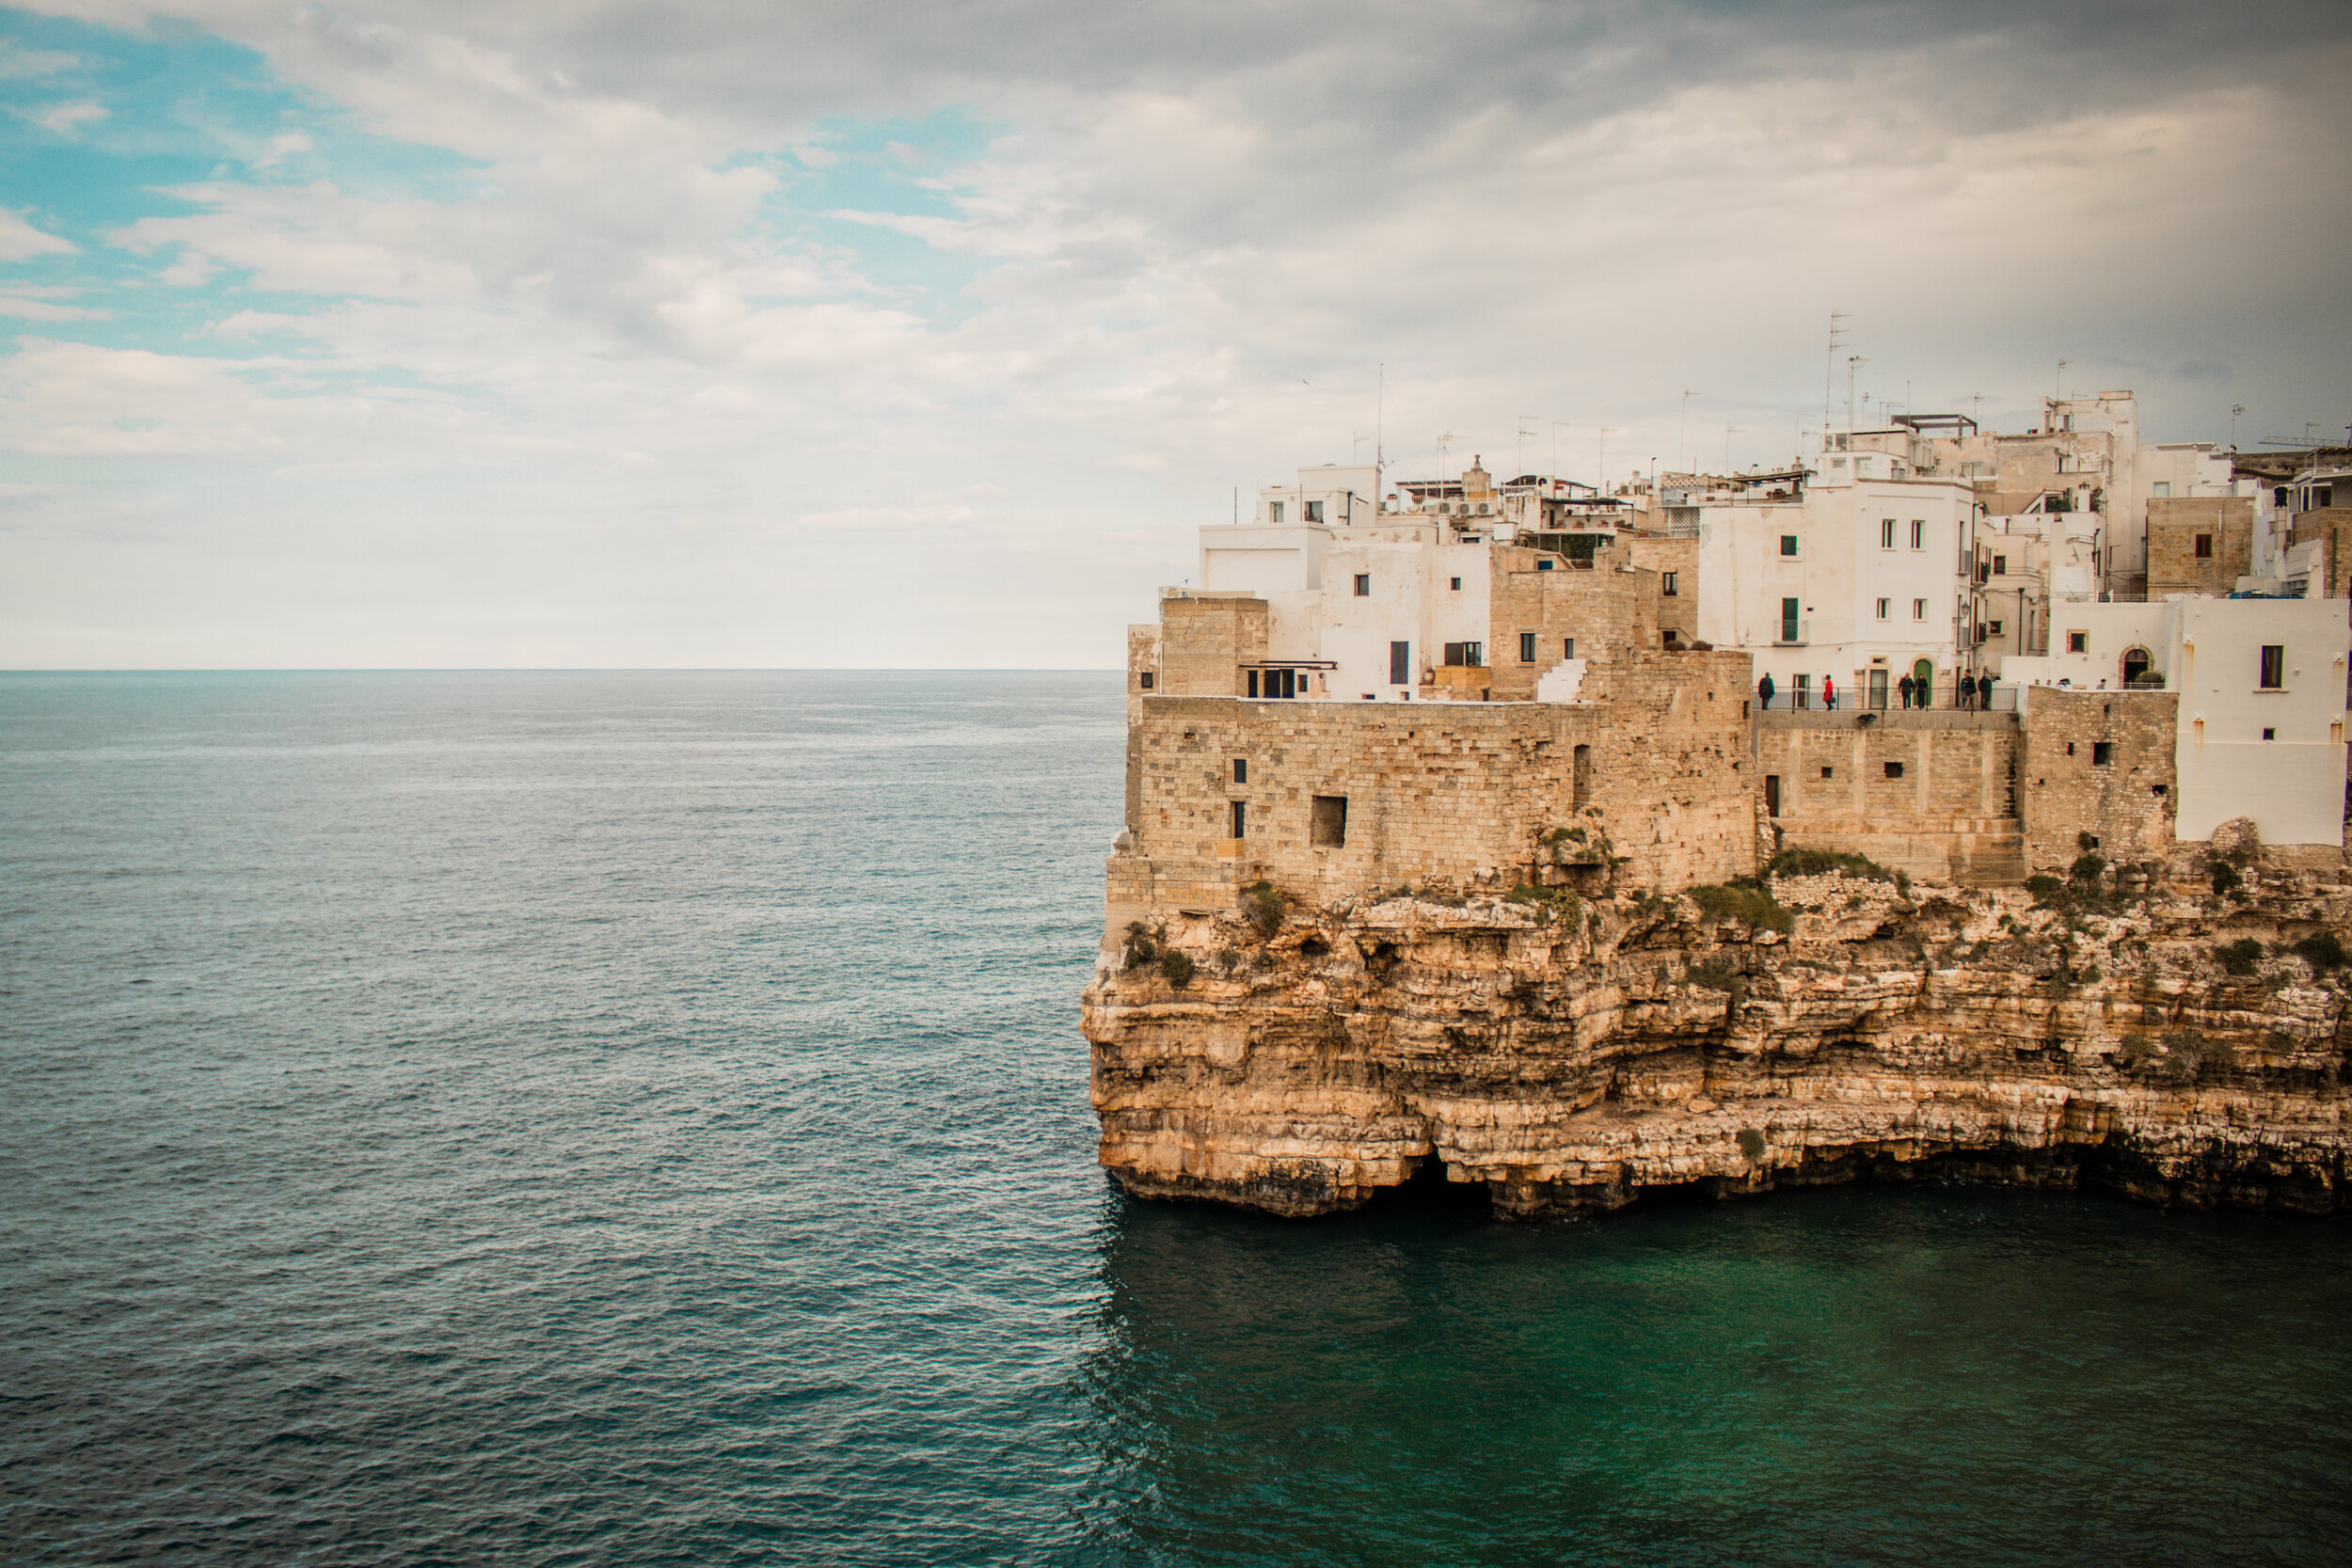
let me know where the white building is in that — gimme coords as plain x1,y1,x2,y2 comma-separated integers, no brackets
2001,595,2350,846
1693,462,1974,708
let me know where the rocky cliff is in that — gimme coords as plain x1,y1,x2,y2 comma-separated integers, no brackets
1083,832,2352,1219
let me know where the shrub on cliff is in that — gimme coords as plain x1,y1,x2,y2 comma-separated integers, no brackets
2025,875,2066,904
1736,1128,1767,1163
1241,881,1284,937
1688,959,1740,991
1766,847,1893,884
1684,882,1795,934
2211,862,2242,897
2071,853,2106,885
1159,949,1197,989
2295,930,2347,972
1124,922,1157,965
2215,937,2265,976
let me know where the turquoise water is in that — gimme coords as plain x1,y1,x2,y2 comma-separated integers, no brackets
3,671,2347,1565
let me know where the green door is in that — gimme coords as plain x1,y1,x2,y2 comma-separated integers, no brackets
1913,658,1934,707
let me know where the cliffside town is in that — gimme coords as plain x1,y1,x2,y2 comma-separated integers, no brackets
1084,404,2352,1218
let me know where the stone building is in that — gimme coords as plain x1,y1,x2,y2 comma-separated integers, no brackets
2146,496,2254,598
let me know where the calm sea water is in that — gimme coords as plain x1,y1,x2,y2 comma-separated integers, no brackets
4,671,2349,1566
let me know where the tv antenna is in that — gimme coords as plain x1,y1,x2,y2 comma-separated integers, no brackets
1724,425,1740,470
1518,415,1538,482
1823,311,1849,451
1678,389,1702,471
1845,354,1867,433
1597,427,1620,494
2230,404,2245,449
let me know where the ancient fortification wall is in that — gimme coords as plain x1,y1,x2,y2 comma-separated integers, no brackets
1754,710,2024,883
2019,688,2179,871
1485,546,1659,699
2147,497,2253,598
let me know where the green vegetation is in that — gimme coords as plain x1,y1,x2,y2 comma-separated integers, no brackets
1684,880,1796,934
2215,937,2266,976
1507,884,1584,925
2295,930,2348,971
2026,875,2065,903
2077,831,2099,853
1241,880,1285,937
1765,847,1894,884
2071,853,2106,884
1159,949,1197,989
2211,862,2242,897
1736,1128,1768,1162
1124,921,1157,964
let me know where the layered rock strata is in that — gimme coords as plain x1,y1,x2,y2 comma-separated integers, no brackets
1083,850,2352,1218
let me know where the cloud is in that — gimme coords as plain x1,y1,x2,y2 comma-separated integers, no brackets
25,98,107,134
0,209,76,260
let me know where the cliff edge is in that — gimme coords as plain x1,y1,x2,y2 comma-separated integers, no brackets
1083,836,2352,1219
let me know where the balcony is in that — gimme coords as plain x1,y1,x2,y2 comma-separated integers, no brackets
1772,619,1809,646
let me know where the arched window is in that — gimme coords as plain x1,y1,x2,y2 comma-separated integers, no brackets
2121,646,2153,688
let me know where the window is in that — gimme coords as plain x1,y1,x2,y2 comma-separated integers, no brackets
1884,761,1904,779
1443,641,1484,667
1780,535,1799,557
2092,742,2113,766
1661,571,1678,596
1573,744,1594,807
1138,671,1154,690
1993,554,2007,576
1820,766,1835,779
1247,670,1256,698
1390,641,1410,685
1450,576,1462,591
2194,533,2213,560
1232,758,1247,784
1913,598,1927,621
1563,638,1576,659
1780,597,1800,641
1519,631,1538,663
2153,482,2171,499
1310,796,1347,847
1537,558,1555,571
1230,800,1247,838
1988,620,2004,636
1911,519,1925,549
1881,519,1897,548
1354,573,1371,596
1268,501,1283,523
2263,727,2277,740
1875,597,1889,620
1304,499,1325,523
2260,645,2285,689
2068,630,2089,654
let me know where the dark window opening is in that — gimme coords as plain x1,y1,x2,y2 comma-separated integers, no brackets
1536,558,1555,571
1230,800,1247,838
1354,573,1371,596
2260,644,2285,689
1390,641,1410,685
2122,648,2151,687
1310,795,1347,847
1443,641,1485,667
1564,637,1576,658
1247,670,1257,698
1820,766,1835,779
2092,742,2113,766
1993,554,2007,575
1573,744,1594,808
1763,774,1780,816
2066,742,2075,755
1884,761,1905,779
1519,631,1537,663
2194,533,2213,560
1232,758,1247,784
1780,534,1798,557
2068,631,2088,654
1305,499,1324,523
1450,576,1462,591
2153,784,2168,796
1661,571,1678,596
2263,727,2277,741
1138,671,1153,689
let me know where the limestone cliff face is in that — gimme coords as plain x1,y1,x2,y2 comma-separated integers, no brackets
1082,853,2352,1219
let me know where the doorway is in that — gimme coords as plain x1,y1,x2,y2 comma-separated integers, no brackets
1912,658,1935,708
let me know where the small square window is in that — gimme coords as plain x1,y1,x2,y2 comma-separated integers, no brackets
2068,631,2088,654
2194,533,2213,559
1537,558,1555,571
1883,761,1904,779
2091,742,2113,766
1820,766,1835,779
1780,535,1799,557
1354,573,1371,596
1138,671,1154,689
1993,554,2007,576
1519,631,1537,663
1450,576,1462,591
2263,727,2277,740
1563,638,1576,658
1661,571,1678,596
1988,620,2004,636
2066,742,2075,756
1304,499,1324,523
1232,758,1247,784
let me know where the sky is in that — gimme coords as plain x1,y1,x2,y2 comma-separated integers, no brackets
0,1,2347,669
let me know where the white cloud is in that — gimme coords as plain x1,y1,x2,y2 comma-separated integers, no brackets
0,209,77,260
26,99,107,135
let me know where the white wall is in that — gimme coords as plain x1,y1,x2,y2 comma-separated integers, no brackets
2173,597,2349,844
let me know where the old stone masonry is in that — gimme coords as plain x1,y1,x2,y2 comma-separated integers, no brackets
1084,446,2352,1220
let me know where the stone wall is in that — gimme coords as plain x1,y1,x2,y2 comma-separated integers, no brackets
2288,508,2352,600
1114,649,1756,935
2018,688,2178,870
1157,594,1266,697
1754,710,2024,882
1485,545,1661,700
1625,534,1699,645
2146,497,2253,598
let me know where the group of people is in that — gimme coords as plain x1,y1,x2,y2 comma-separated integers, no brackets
1756,671,1998,711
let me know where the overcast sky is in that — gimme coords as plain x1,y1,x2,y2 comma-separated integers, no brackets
2,0,2347,668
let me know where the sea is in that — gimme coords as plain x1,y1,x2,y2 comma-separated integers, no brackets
4,670,2349,1566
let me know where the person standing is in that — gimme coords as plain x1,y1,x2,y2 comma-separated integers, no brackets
1823,674,1836,711
1759,673,1775,711
1898,673,1915,709
1979,672,1994,709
